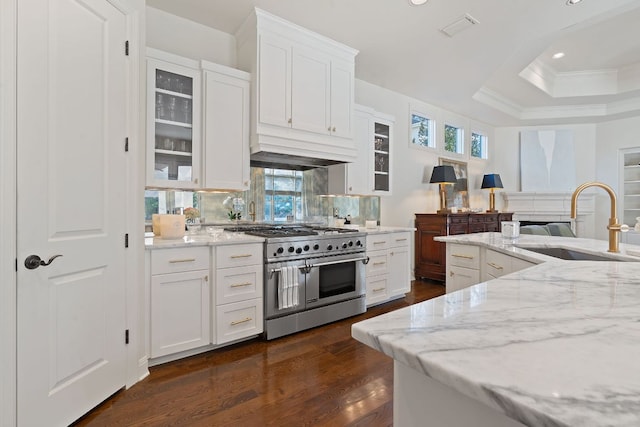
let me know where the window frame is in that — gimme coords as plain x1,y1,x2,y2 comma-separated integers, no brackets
409,108,437,150
470,131,488,160
443,122,464,155
263,168,304,222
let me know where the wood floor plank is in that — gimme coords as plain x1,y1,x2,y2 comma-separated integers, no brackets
73,280,444,426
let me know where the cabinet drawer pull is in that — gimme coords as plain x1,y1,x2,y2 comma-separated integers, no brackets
452,254,474,260
168,258,196,263
230,282,252,288
230,317,252,326
373,287,385,292
488,262,504,270
373,241,386,245
395,238,408,242
373,261,386,266
230,254,253,259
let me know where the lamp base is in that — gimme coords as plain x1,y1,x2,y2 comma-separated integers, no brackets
486,209,499,213
437,209,452,214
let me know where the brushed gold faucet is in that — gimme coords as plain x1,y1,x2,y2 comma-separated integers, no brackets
570,182,628,253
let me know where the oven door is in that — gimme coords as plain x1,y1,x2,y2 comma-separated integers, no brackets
305,253,367,309
264,260,307,320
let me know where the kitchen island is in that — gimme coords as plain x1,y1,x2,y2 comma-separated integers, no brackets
352,233,640,427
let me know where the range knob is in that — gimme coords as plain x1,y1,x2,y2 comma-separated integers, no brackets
303,245,310,251
348,241,353,247
277,247,284,254
313,244,319,250
288,246,295,253
356,240,362,247
296,247,303,254
327,244,333,251
342,243,348,249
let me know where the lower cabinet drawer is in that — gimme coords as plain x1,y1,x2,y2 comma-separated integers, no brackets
151,247,210,275
366,251,389,276
216,243,262,269
216,264,263,305
448,244,480,269
216,298,263,344
446,265,480,293
366,275,389,306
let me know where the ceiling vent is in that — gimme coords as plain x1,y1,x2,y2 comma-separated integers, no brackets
440,13,479,37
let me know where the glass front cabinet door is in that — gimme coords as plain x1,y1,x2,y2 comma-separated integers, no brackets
147,58,201,189
373,119,392,193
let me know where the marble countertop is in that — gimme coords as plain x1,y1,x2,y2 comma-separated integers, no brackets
435,232,640,263
352,233,640,426
145,225,414,249
145,231,264,249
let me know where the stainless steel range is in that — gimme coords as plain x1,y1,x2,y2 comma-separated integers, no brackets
231,225,368,340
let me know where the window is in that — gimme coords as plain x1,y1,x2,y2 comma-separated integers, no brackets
471,132,488,159
264,168,303,221
444,124,464,154
410,112,435,148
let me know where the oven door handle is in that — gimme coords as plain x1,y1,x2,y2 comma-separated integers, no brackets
305,256,370,269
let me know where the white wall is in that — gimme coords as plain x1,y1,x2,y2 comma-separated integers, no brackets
596,116,640,240
491,124,597,236
355,79,496,229
146,6,236,66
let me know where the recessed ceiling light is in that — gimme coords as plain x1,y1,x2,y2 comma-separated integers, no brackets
566,0,583,5
552,52,565,59
409,0,428,5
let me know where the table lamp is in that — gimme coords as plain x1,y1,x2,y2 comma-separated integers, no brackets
430,165,458,214
481,174,503,213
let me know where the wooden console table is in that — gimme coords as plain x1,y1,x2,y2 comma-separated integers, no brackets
414,212,513,282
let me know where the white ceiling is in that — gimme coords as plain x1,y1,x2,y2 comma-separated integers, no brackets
146,0,640,127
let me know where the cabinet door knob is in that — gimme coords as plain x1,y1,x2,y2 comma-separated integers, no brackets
327,126,331,131
449,271,454,277
288,118,292,124
332,127,336,132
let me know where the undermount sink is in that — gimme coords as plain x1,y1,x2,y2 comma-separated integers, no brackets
518,246,617,261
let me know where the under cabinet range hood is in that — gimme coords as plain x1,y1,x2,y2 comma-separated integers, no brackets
250,150,350,171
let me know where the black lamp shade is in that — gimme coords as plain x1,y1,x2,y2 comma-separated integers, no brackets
430,165,457,184
481,174,503,189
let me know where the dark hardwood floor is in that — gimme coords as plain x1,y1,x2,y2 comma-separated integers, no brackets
73,280,444,427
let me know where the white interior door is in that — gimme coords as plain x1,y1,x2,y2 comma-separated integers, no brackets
16,0,129,425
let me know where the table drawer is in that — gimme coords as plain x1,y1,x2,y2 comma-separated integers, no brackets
216,243,262,268
151,247,210,275
216,264,262,305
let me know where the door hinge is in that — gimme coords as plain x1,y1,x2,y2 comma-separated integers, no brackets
125,40,129,56
125,233,129,248
125,329,130,344
125,137,129,152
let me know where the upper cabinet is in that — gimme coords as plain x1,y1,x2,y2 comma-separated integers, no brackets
201,61,251,191
328,105,395,196
236,8,359,163
146,53,201,189
146,49,250,191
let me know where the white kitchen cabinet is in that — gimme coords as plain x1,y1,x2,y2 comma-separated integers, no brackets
446,244,480,293
202,61,251,191
482,248,536,282
236,8,358,163
146,49,251,192
214,243,263,344
446,244,537,292
150,247,210,358
146,50,201,189
621,147,640,226
387,232,411,297
365,232,410,306
328,105,395,195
